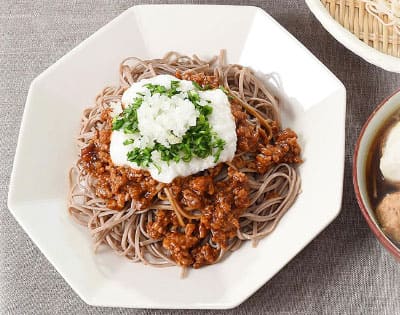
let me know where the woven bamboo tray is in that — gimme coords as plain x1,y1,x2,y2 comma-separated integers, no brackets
321,0,400,58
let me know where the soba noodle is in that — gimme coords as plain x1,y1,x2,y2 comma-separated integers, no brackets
361,0,400,35
68,51,301,270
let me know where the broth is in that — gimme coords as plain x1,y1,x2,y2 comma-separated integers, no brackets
366,109,400,211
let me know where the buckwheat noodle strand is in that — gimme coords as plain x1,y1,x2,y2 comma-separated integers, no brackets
68,52,300,270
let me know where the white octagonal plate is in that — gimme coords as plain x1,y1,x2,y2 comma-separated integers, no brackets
8,5,346,309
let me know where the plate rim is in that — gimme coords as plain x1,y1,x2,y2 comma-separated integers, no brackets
305,0,400,73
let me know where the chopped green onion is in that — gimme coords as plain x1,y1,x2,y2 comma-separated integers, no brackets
192,81,211,91
112,97,143,134
127,147,153,167
112,117,124,130
188,90,201,104
123,139,134,145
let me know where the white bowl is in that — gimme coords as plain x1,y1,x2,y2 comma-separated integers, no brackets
8,5,346,309
306,0,400,73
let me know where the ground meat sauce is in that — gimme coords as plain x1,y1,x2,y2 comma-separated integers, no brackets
230,100,301,173
175,71,219,89
79,72,301,268
79,112,163,211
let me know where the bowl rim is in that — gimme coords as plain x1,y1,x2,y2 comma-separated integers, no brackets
353,87,400,259
305,0,400,73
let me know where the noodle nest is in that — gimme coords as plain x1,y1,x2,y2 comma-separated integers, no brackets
68,52,301,270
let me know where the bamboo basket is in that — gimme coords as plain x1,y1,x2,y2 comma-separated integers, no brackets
321,0,400,57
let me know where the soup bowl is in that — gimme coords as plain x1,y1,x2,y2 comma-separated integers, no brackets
353,88,400,259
